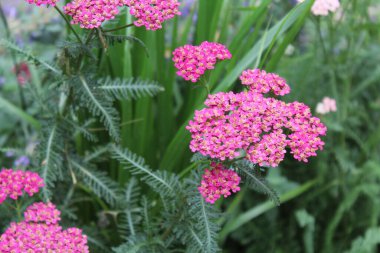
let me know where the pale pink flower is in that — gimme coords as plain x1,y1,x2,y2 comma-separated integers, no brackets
316,97,337,114
298,0,340,16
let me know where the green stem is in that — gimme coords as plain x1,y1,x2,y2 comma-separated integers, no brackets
102,23,134,33
0,2,27,111
54,6,83,44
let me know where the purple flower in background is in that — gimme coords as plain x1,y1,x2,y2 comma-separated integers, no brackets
5,151,15,157
181,0,195,17
14,156,30,167
0,76,5,88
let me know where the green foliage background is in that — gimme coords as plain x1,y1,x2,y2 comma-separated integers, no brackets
0,0,380,252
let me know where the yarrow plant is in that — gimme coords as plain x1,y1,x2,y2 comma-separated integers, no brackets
172,41,232,83
0,168,44,204
297,0,340,16
0,202,89,252
24,0,58,7
126,0,181,30
64,0,181,29
186,68,327,203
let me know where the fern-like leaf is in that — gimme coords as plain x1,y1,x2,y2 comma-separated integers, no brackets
98,77,164,101
118,177,141,238
76,75,120,141
184,172,221,253
112,146,178,196
112,234,165,253
70,159,120,207
0,39,60,74
102,34,149,56
37,124,63,201
235,160,280,206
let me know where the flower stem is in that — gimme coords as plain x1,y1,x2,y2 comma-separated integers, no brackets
54,6,83,44
102,23,135,33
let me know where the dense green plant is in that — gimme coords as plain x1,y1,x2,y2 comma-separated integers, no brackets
0,0,380,252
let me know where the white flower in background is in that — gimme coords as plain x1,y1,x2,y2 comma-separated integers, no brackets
298,0,340,16
316,97,337,115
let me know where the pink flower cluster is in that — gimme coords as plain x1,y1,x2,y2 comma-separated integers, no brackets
298,0,340,16
240,68,291,96
64,0,127,29
24,0,58,6
125,0,181,30
24,202,61,225
172,41,232,82
198,163,241,204
0,169,44,204
316,97,337,114
0,202,89,252
186,69,327,167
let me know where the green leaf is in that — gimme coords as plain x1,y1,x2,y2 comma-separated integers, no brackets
0,96,41,129
98,77,164,100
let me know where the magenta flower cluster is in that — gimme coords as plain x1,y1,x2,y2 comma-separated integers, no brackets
0,169,44,204
0,202,89,252
64,0,181,29
126,0,181,30
64,0,127,29
172,41,232,82
24,0,58,6
186,69,327,167
198,163,241,204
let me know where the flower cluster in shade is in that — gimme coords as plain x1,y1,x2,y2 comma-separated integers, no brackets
198,163,241,204
297,0,340,16
64,0,128,29
125,0,181,30
0,169,44,204
172,41,232,82
63,0,181,29
186,69,327,167
0,202,89,252
24,0,59,6
316,97,337,115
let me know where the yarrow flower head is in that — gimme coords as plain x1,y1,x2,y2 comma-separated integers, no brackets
186,69,327,167
298,0,340,16
0,202,89,252
24,0,59,6
240,68,291,96
24,202,61,225
125,0,181,30
0,169,44,204
198,163,241,204
64,0,128,29
172,41,232,82
316,97,337,114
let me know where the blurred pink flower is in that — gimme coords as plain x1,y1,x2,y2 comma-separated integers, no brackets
12,62,31,86
298,0,340,16
316,97,337,114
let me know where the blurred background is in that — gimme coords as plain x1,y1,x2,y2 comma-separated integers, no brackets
1,0,380,252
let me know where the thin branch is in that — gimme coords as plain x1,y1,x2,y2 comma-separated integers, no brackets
102,23,135,33
54,6,83,44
